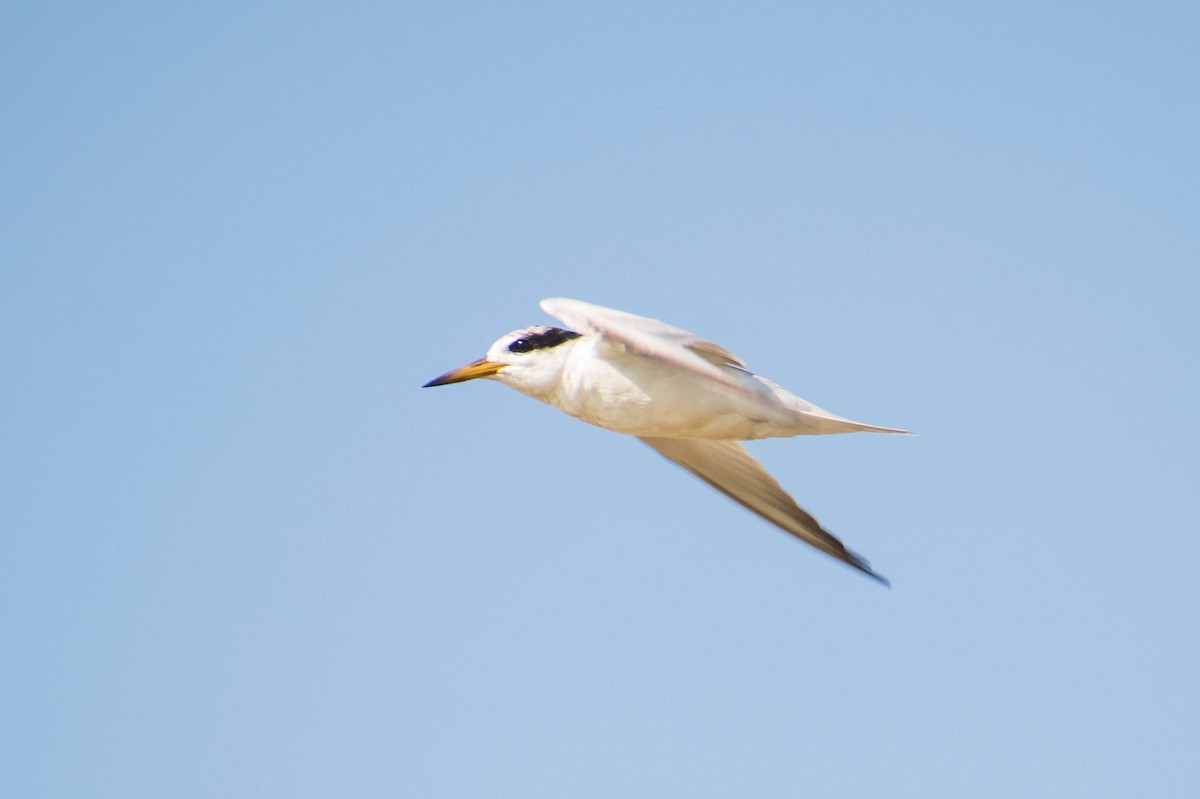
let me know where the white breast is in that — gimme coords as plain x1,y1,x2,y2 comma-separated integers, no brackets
548,337,795,439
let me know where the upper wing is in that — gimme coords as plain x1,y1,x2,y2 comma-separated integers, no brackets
639,436,889,585
541,297,761,395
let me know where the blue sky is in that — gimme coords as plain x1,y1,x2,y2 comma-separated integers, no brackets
3,2,1198,796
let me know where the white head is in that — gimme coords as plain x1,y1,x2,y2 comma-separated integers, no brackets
423,325,582,401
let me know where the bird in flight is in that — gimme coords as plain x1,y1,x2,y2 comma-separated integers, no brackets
423,298,907,585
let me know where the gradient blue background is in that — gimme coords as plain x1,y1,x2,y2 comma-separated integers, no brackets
4,2,1198,796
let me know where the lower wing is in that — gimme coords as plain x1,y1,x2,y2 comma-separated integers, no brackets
638,437,889,585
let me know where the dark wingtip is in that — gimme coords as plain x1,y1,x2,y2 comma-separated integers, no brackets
845,550,890,588
863,568,891,588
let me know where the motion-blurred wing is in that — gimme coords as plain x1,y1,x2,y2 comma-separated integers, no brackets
639,436,888,585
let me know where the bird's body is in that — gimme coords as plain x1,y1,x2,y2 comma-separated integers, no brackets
423,298,907,584
546,333,891,440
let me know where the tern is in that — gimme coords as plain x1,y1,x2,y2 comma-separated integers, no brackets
423,298,907,585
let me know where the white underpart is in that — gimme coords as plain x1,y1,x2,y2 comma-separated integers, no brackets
535,298,905,440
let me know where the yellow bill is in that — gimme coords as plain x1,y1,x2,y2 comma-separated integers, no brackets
422,357,505,387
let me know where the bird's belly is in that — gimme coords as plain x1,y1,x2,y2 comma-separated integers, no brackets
553,358,788,440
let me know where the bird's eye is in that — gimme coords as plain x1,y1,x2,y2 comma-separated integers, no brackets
508,338,534,354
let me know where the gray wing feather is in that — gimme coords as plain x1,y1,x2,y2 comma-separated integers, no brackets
541,297,758,395
639,436,889,585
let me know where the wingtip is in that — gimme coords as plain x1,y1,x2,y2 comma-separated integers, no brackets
846,551,890,587
864,569,891,588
